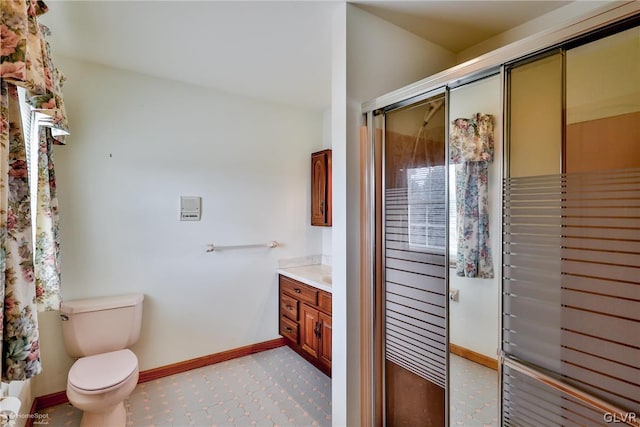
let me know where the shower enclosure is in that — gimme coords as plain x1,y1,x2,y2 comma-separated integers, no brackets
361,9,639,427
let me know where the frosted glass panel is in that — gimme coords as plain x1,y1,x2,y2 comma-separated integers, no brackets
509,53,562,178
505,28,640,425
502,169,640,419
503,365,611,427
566,26,640,124
566,26,640,173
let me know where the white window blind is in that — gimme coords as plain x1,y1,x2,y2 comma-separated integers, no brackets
407,166,446,251
17,87,43,252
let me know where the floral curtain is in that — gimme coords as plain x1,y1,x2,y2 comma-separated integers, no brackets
1,0,49,92
0,81,42,380
28,23,69,144
1,0,69,142
35,127,60,310
1,0,67,380
450,113,494,279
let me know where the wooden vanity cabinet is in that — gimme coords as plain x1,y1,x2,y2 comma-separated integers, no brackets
311,149,332,226
279,275,332,376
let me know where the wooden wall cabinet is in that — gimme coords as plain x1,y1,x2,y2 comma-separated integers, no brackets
311,149,332,226
279,275,332,376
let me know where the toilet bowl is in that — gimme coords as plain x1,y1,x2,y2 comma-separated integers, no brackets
66,350,139,427
60,294,144,427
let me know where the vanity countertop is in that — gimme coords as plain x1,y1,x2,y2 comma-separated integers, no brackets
277,264,332,294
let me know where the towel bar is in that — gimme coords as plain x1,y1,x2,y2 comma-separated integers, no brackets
206,241,278,253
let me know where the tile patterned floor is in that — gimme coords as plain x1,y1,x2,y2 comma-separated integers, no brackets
40,346,331,427
40,348,498,427
449,353,499,426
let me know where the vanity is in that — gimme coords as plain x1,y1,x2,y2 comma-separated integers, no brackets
277,265,332,377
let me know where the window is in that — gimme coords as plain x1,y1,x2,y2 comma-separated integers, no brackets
407,165,446,251
406,164,457,263
17,87,46,254
448,164,457,263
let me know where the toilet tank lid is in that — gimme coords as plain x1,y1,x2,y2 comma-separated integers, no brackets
60,293,144,314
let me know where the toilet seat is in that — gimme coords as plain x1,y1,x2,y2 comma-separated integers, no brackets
68,349,138,394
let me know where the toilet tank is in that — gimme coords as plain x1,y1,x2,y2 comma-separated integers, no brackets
60,293,144,358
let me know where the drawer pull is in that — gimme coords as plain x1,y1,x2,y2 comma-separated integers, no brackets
286,305,293,311
285,327,293,333
294,288,302,293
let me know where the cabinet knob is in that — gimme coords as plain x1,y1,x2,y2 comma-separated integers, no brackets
294,288,301,294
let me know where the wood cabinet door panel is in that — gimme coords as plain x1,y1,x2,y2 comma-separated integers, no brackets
311,152,327,225
319,312,332,369
301,305,319,359
311,149,332,226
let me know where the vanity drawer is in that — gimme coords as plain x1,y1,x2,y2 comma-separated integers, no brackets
318,291,332,314
280,316,299,343
281,277,318,306
280,293,299,321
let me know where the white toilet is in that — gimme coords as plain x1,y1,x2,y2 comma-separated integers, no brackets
60,293,144,427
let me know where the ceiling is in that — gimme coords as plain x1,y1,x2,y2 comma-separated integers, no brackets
41,1,573,112
355,1,571,53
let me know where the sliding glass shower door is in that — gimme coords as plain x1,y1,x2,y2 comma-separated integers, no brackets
376,92,449,426
502,25,640,425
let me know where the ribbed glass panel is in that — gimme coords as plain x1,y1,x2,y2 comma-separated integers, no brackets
386,185,447,388
503,365,615,427
503,168,640,417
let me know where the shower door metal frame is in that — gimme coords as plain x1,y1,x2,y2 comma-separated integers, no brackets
359,3,639,425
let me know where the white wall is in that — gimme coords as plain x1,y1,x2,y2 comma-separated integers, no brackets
457,1,613,63
342,5,456,424
321,108,333,260
331,5,347,425
347,5,456,104
34,56,324,397
448,75,502,359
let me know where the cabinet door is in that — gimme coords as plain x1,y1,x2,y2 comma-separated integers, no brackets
301,305,319,359
311,149,332,226
318,311,332,369
311,151,328,226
